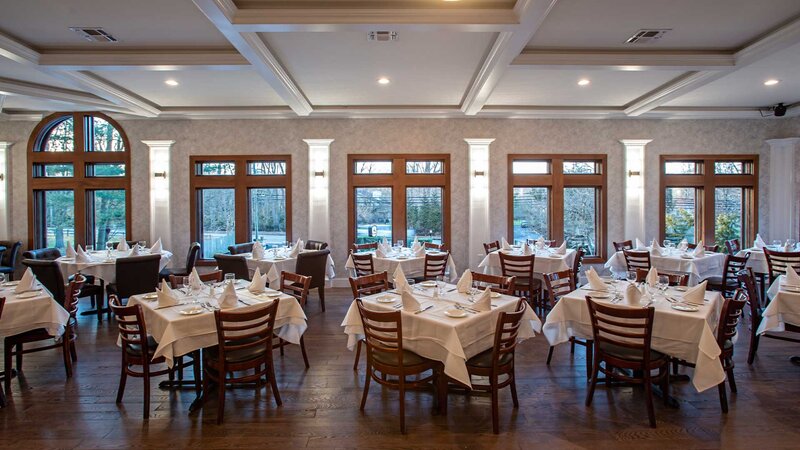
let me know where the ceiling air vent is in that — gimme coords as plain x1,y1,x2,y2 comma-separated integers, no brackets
69,27,118,43
625,29,670,44
367,31,398,42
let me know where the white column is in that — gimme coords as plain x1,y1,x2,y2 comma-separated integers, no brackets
766,138,800,242
620,139,651,242
304,139,333,244
465,139,494,270
143,140,174,252
0,141,11,239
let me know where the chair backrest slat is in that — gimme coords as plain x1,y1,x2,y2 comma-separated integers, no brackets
634,268,688,286
214,300,279,361
423,252,449,280
483,241,500,255
490,300,527,363
717,290,747,348
353,242,378,252
613,240,633,251
349,272,390,298
350,252,375,277
356,299,406,366
498,253,535,280
586,297,655,364
470,271,515,295
763,249,800,284
545,270,575,308
281,271,310,307
623,249,651,271
725,239,741,255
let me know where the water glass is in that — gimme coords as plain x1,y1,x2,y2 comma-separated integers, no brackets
542,240,551,252
138,240,146,249
224,273,235,285
657,275,669,296
626,270,637,284
772,240,782,249
86,244,94,252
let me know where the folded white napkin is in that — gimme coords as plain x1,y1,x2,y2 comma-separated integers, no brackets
585,267,606,291
650,239,663,256
784,241,795,252
401,287,421,311
75,245,93,264
754,234,766,249
553,241,567,255
218,282,239,309
501,237,512,251
413,246,425,257
375,246,387,258
267,265,280,289
682,280,707,305
381,242,394,254
410,237,421,253
150,238,163,254
157,279,179,308
252,241,265,259
456,270,473,293
393,265,408,291
15,268,36,293
522,241,533,256
635,238,648,250
127,245,140,257
65,245,76,258
645,267,658,287
624,283,643,306
535,236,545,250
248,267,267,293
473,287,493,311
188,267,204,291
381,237,389,248
289,239,303,257
116,240,129,251
784,266,800,286
693,240,705,257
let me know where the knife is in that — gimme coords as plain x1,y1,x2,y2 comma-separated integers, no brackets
414,304,434,314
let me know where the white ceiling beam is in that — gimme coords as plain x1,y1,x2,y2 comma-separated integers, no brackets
461,0,560,116
0,31,39,65
0,76,133,113
193,0,313,116
511,50,735,71
54,71,160,117
39,50,249,71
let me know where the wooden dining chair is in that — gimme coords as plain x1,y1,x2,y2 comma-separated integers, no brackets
168,270,222,289
544,270,594,371
5,275,85,393
348,272,391,371
277,271,310,368
725,239,741,255
470,271,515,295
352,242,378,252
705,253,750,297
350,252,375,277
109,294,200,418
213,254,251,281
613,240,634,251
585,298,669,428
763,248,800,284
227,242,254,255
498,253,543,314
572,247,585,287
422,251,449,280
423,242,444,251
623,249,651,272
355,299,445,434
0,297,6,407
464,299,527,434
634,269,689,286
294,249,330,311
483,240,500,254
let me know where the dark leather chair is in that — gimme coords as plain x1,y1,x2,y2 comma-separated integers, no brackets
228,242,254,255
0,298,5,407
21,259,67,304
106,254,161,302
22,247,62,260
159,242,200,281
294,249,330,311
304,240,328,250
214,254,251,280
0,240,21,280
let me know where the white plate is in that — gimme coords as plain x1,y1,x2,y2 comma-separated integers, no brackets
396,256,409,260
179,306,205,315
60,258,74,262
142,293,158,300
2,281,20,286
590,292,612,300
265,293,281,298
674,286,688,292
444,309,467,318
671,304,699,312
420,281,437,287
681,254,695,259
15,291,42,299
376,295,396,303
491,292,501,298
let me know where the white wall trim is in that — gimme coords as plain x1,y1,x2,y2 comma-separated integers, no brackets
304,139,333,244
143,140,175,255
620,139,651,243
765,137,800,242
465,138,494,270
0,141,12,240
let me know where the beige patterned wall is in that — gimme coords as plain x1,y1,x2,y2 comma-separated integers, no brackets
1,117,798,277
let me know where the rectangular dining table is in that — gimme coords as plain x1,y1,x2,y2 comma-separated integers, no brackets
478,248,576,277
244,250,336,289
605,249,725,286
758,276,800,335
543,281,726,393
344,250,459,281
341,283,541,387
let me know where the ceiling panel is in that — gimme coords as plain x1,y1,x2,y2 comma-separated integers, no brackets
235,0,515,9
96,70,286,107
487,68,685,106
529,0,800,50
264,31,494,106
0,0,231,49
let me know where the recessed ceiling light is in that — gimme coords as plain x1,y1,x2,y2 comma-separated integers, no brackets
577,79,590,86
377,77,391,85
164,79,179,86
764,79,780,86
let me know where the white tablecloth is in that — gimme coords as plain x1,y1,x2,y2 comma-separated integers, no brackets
345,251,459,282
757,276,800,334
57,250,173,284
0,283,69,338
543,282,725,392
341,284,541,387
605,250,725,286
478,249,576,276
737,248,768,275
244,252,336,289
127,284,307,367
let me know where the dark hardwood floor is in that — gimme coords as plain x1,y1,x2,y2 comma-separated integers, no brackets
1,288,798,449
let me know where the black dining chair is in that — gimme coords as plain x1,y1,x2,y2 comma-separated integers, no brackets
304,240,329,250
21,259,67,304
22,247,62,260
294,249,330,311
159,242,200,281
214,254,251,280
228,242,254,255
106,254,161,305
0,241,21,281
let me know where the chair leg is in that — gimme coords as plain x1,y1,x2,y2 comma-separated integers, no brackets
3,343,11,392
727,364,737,393
585,359,599,406
360,365,372,411
116,366,127,404
747,334,760,365
268,362,282,406
279,339,285,356
399,375,406,434
491,375,500,434
353,340,362,371
510,371,519,408
216,372,225,425
15,344,22,371
299,336,310,369
143,370,151,419
70,340,78,362
546,346,555,365
661,366,670,406
62,338,73,378
718,381,728,413
437,367,448,415
585,341,594,381
570,337,576,355
319,286,326,312
192,352,202,396
644,374,656,428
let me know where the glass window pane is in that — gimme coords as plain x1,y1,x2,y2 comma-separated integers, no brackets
564,187,597,256
196,162,236,176
199,189,236,259
33,163,74,178
90,190,126,246
355,187,392,244
512,161,549,174
563,161,600,174
247,161,286,175
665,187,696,244
41,190,74,252
406,187,443,246
714,162,744,174
715,187,743,252
42,118,74,152
90,117,125,152
406,161,444,174
512,187,549,243
250,188,287,246
86,163,126,177
665,161,698,174
354,161,392,174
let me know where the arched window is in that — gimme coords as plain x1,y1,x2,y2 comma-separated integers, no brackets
28,112,131,251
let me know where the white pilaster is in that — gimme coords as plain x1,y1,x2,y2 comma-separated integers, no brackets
142,140,174,252
620,139,651,243
765,138,800,241
304,139,333,244
0,141,11,240
466,138,494,270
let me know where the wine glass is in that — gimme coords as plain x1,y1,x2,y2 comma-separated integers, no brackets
86,244,94,253
772,240,781,250
626,270,637,284
224,273,235,286
179,276,189,296
469,280,479,302
657,275,669,297
542,240,551,253
138,240,146,251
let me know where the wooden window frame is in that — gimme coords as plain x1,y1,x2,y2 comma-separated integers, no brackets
189,155,292,263
27,112,132,249
659,154,758,247
508,154,608,263
347,154,451,247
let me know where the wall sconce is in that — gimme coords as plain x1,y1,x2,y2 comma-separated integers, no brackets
313,170,325,177
473,170,486,177
0,174,4,181
628,170,641,177
154,171,167,178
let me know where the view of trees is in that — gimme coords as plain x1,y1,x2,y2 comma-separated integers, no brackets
356,187,392,243
665,187,696,243
201,189,236,258
563,187,597,255
250,188,287,245
406,187,443,244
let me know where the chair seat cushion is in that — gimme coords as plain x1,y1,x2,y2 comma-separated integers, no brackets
466,348,513,368
125,335,159,357
0,266,13,273
159,268,189,279
599,341,666,362
372,348,427,367
206,337,269,364
514,277,542,290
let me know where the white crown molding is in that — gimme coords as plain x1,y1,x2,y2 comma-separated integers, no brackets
39,50,249,71
56,71,160,117
624,71,722,116
735,16,800,66
619,139,653,146
0,31,39,65
512,50,735,71
0,76,133,112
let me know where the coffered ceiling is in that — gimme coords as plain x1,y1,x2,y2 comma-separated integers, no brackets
0,0,798,120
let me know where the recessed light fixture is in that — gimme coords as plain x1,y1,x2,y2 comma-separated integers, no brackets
377,77,391,85
165,79,179,86
764,79,780,86
578,79,590,86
